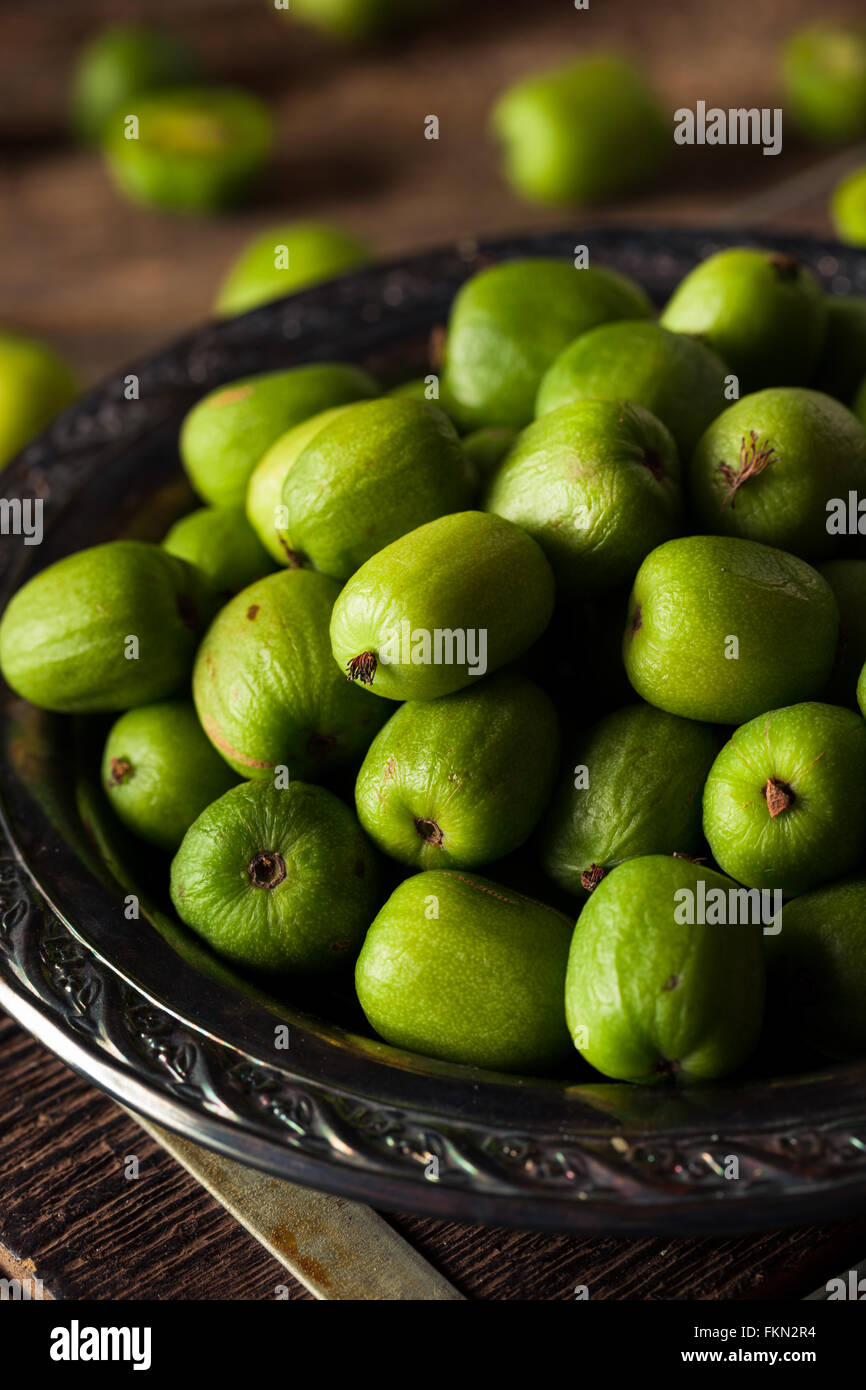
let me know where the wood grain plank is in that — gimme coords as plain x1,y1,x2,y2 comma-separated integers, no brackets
0,1015,311,1300
4,1012,866,1301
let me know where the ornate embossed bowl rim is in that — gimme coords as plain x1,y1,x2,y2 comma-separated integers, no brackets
2,228,866,1236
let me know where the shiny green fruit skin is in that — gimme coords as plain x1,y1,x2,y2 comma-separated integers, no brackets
440,258,652,431
103,86,272,213
162,505,275,593
246,406,352,564
330,511,556,701
541,704,720,897
659,248,827,391
171,780,378,973
193,568,391,781
812,297,866,403
783,24,866,142
819,560,866,706
0,541,209,712
565,856,765,1084
485,399,682,594
0,331,77,468
689,388,866,560
491,55,668,207
280,398,471,579
624,536,838,724
764,875,866,1060
355,870,572,1073
355,672,559,870
832,165,866,247
72,25,199,144
180,363,377,508
215,222,371,316
703,702,866,897
102,700,238,851
536,320,727,457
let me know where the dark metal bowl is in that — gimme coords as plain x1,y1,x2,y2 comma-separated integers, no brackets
3,227,866,1235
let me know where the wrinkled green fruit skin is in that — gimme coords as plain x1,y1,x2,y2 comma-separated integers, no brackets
491,56,668,207
72,25,199,143
355,870,572,1073
355,672,559,870
246,406,352,564
440,258,652,431
819,560,866,706
624,536,839,724
330,511,556,701
764,875,866,1060
181,363,378,509
193,568,391,781
689,388,866,560
660,248,827,391
103,87,273,214
102,700,238,851
833,165,866,247
703,702,866,897
565,856,765,1083
812,297,866,403
171,780,378,973
280,398,471,579
540,704,720,897
162,505,275,593
0,541,210,712
485,399,682,594
782,24,866,142
0,332,78,469
216,222,370,316
536,320,728,458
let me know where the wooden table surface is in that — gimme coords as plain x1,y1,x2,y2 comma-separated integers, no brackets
2,0,866,1300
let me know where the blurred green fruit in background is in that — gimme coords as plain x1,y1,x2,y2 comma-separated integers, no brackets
0,331,77,468
71,25,200,144
832,164,866,246
491,55,668,207
103,86,272,213
285,0,440,41
215,222,372,316
782,24,866,142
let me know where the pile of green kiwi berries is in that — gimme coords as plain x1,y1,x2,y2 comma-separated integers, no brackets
4,245,866,1085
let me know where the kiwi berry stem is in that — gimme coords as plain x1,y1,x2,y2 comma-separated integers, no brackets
763,776,795,818
347,651,377,685
248,850,287,889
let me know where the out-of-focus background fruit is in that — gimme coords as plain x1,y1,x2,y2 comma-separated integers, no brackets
0,0,863,392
